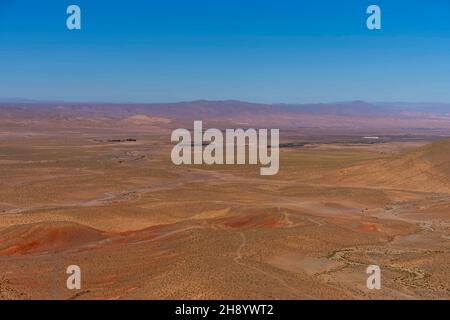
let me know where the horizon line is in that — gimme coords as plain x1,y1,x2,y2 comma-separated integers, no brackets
1,97,450,106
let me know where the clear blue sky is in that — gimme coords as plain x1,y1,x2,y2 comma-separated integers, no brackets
1,0,449,103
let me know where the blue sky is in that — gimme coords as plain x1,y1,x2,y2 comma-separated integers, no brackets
0,0,449,103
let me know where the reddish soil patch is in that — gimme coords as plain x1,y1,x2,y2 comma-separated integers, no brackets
358,222,381,232
0,222,109,256
220,213,285,229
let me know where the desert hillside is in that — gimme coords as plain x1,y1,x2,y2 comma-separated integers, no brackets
337,139,450,193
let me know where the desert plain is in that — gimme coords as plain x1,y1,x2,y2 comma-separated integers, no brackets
0,100,449,299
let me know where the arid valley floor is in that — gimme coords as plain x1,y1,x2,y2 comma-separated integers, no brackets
0,101,450,299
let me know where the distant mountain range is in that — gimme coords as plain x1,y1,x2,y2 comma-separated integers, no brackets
1,99,450,131
376,102,450,114
1,98,449,114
